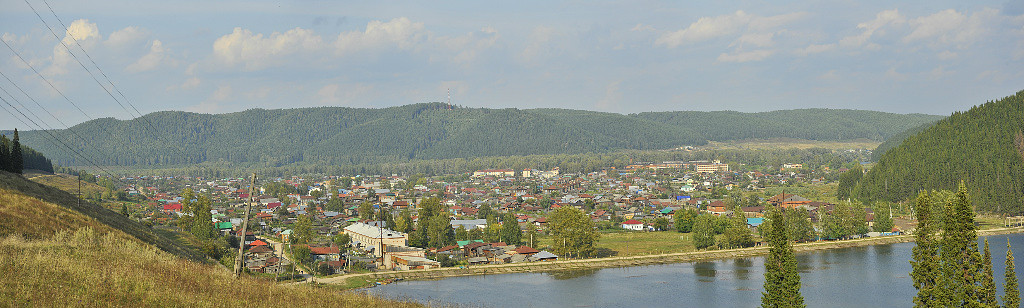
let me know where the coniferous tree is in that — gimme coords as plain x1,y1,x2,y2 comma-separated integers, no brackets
1006,240,1020,308
938,182,981,307
910,192,939,307
761,209,805,308
11,128,22,174
980,238,997,306
0,135,9,172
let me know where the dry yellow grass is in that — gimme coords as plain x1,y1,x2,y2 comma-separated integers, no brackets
26,173,107,197
0,170,423,307
0,228,423,307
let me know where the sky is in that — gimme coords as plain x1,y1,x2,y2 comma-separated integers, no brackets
1,0,1023,130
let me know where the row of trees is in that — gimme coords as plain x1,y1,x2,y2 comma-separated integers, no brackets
0,129,23,174
910,184,1020,307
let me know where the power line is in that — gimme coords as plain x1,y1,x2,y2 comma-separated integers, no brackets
34,0,193,165
24,0,139,121
0,39,131,149
0,93,117,179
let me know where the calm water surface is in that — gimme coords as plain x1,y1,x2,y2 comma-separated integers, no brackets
367,233,1024,307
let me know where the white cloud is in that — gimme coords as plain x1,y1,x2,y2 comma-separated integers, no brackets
796,43,836,56
903,8,998,48
334,17,427,55
839,9,905,49
936,50,957,60
105,26,148,49
213,27,324,70
210,85,232,101
818,70,839,80
433,27,499,65
656,11,805,48
717,49,774,63
47,19,102,75
167,77,201,92
731,32,775,48
126,40,170,73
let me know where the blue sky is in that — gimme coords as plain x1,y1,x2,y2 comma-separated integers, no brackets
1,0,1022,130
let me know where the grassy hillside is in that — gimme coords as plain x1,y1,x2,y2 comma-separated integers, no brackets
0,227,421,307
854,90,1024,214
0,170,421,306
17,103,943,168
0,171,202,260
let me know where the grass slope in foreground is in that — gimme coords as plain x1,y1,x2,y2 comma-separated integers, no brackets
0,171,421,307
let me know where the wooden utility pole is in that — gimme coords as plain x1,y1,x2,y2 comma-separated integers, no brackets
234,173,256,278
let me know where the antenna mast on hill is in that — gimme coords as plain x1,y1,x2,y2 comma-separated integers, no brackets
447,88,452,109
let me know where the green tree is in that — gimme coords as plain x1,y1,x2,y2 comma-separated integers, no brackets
653,217,670,231
427,214,454,248
468,227,483,241
292,245,311,266
836,164,862,200
980,238,997,306
501,213,522,245
0,135,9,173
292,214,314,245
1005,240,1020,308
674,208,697,233
761,209,805,308
332,233,351,249
549,207,599,258
477,204,494,220
326,197,345,212
937,182,980,307
485,214,500,242
11,129,23,174
455,225,469,241
692,214,716,250
872,202,895,233
910,192,940,308
358,201,374,220
190,194,215,240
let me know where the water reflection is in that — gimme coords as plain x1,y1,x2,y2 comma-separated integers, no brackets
369,234,1024,308
733,258,753,281
694,261,717,281
547,268,600,280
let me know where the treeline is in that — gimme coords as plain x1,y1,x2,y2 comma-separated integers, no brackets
17,103,940,168
111,147,868,178
0,129,53,174
852,90,1024,214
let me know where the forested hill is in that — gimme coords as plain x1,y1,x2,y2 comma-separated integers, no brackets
853,90,1024,214
17,103,942,167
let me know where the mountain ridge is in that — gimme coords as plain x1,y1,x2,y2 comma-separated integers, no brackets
16,103,945,167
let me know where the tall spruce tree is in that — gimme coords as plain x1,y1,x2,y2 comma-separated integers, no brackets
761,209,805,308
1006,240,1020,308
938,182,981,307
910,191,939,307
980,238,997,306
11,128,23,174
0,135,9,173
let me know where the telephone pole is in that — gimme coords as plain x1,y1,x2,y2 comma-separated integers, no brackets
234,173,256,278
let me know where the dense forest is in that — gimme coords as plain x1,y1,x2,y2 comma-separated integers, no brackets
15,103,941,168
870,120,940,161
853,90,1024,214
0,129,54,174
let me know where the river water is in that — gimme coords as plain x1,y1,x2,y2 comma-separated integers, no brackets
366,233,1024,307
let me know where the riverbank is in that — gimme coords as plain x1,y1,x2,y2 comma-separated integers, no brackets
314,227,1024,289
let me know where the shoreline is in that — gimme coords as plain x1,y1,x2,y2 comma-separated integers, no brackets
312,227,1024,289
